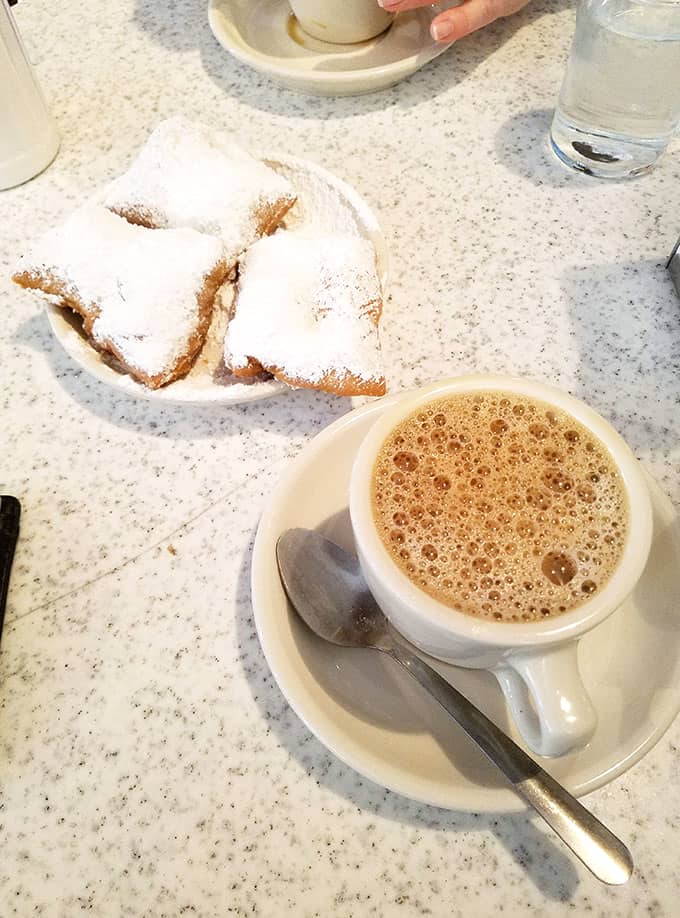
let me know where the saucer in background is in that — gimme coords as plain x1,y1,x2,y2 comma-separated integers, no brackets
208,0,456,96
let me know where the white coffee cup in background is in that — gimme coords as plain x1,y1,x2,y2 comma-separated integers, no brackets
350,375,654,758
288,0,394,44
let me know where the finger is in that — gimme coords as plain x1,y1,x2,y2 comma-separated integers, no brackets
378,0,433,11
430,0,502,41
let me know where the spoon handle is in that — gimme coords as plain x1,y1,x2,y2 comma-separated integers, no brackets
389,642,633,885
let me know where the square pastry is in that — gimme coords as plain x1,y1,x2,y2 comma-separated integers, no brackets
224,232,386,396
13,206,227,389
102,117,296,271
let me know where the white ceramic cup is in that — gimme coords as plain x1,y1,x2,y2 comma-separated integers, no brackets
350,376,654,757
288,0,394,44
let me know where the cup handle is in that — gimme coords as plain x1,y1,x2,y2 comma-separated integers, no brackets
493,645,597,758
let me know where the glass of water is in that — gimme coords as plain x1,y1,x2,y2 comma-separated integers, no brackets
551,0,680,178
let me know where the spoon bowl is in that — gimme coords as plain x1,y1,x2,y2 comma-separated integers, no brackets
276,527,390,649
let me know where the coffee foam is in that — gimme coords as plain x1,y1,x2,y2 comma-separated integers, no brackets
371,392,629,623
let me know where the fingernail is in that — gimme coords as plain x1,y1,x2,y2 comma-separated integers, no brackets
380,1,401,9
431,21,454,42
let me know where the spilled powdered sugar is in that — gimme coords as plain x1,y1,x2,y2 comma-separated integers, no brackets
102,117,295,267
225,232,383,386
17,206,224,378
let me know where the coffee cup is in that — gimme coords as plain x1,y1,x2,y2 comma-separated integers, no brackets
288,0,394,44
349,376,653,757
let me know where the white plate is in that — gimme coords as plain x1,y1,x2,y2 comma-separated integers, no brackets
47,155,389,406
252,395,680,812
208,0,456,96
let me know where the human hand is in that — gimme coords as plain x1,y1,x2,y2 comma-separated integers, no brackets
377,0,530,43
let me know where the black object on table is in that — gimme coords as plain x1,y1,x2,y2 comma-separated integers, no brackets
668,235,680,301
0,496,20,643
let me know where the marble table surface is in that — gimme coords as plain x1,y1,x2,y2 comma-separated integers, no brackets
1,0,679,915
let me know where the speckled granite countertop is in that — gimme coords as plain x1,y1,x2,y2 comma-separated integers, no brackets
1,0,679,915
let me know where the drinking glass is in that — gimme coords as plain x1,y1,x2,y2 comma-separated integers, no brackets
550,0,680,178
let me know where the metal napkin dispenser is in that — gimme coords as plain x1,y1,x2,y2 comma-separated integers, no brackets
668,235,680,299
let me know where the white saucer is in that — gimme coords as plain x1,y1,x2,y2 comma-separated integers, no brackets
251,395,680,812
47,155,389,406
208,0,456,96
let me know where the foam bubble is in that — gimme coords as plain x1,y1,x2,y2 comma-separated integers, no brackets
393,451,418,472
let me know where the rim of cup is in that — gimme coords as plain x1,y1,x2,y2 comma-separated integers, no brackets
350,375,654,649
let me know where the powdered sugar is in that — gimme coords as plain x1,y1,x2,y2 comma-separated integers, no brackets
225,232,384,388
102,117,295,268
22,153,387,404
17,206,224,381
266,157,367,238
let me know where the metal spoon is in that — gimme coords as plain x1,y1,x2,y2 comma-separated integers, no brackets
276,527,633,886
